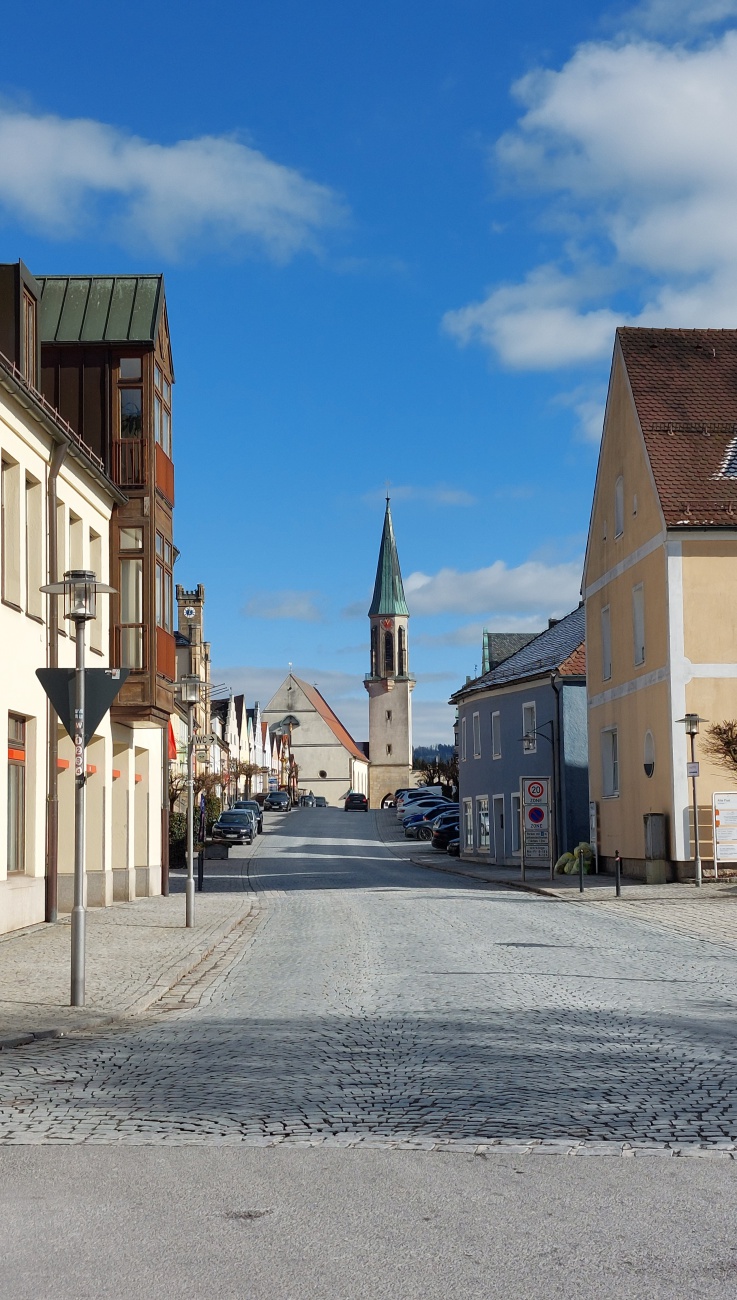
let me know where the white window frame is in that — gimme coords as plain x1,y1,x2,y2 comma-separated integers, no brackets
602,727,619,798
522,702,536,754
463,799,473,849
491,711,501,760
472,711,481,759
601,605,612,682
461,716,467,762
476,795,489,851
614,475,624,538
632,582,645,667
511,793,521,854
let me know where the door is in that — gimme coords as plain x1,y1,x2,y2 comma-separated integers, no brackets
493,795,505,864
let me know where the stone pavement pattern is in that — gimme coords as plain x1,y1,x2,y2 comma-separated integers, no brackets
2,808,737,1155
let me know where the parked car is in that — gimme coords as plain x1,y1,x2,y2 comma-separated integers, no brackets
431,820,460,850
403,804,454,839
399,798,453,824
315,796,327,808
233,800,263,834
446,837,460,857
345,792,368,811
264,791,290,811
396,791,446,819
299,793,316,807
211,810,256,844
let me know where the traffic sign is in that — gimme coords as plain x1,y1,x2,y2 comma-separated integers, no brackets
36,668,130,746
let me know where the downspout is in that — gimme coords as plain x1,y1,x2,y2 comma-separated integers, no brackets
550,670,563,866
46,442,68,923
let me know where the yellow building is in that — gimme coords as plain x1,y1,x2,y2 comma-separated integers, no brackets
585,328,737,879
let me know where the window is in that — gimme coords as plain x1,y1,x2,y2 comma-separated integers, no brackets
602,728,619,797
384,630,394,675
155,531,173,632
370,625,378,676
491,711,501,760
644,730,655,779
120,556,144,668
633,583,645,666
463,799,473,849
69,512,83,570
119,357,142,380
522,702,537,754
386,744,392,756
7,715,25,873
472,711,481,758
154,363,172,458
386,710,392,723
511,793,521,854
120,525,143,551
120,387,142,439
397,625,406,676
601,605,612,682
25,476,42,618
89,530,103,652
477,796,489,850
22,291,37,387
614,475,624,538
461,716,467,762
2,459,20,606
319,769,327,779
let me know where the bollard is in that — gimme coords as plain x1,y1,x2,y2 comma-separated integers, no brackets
615,849,621,898
579,846,585,894
197,850,204,892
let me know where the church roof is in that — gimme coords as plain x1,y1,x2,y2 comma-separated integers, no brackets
368,500,409,617
292,676,368,764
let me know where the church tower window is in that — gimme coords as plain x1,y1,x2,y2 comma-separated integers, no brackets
370,625,378,677
398,626,406,676
384,630,394,674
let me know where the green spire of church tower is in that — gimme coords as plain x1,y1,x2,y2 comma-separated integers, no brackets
368,498,409,617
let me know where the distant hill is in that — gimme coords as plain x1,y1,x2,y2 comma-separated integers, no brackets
413,744,455,764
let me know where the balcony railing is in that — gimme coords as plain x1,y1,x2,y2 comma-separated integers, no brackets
114,439,146,487
114,623,148,672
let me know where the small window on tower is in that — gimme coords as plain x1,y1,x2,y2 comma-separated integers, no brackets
386,710,392,722
319,769,327,779
386,744,392,756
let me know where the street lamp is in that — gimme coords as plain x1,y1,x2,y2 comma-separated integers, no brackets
40,570,115,1006
178,674,200,927
677,713,706,888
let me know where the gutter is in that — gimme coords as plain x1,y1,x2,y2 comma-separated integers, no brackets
550,670,562,866
45,442,67,922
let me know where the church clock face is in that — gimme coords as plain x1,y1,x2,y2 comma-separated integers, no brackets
382,618,393,630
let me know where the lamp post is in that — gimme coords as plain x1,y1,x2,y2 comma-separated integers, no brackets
677,713,705,888
179,675,200,927
40,570,115,1006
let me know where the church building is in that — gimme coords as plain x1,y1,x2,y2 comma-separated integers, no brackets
364,499,414,807
263,674,369,807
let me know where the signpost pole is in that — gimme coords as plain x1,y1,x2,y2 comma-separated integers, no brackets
520,779,526,883
690,732,702,888
186,701,195,929
71,618,86,1006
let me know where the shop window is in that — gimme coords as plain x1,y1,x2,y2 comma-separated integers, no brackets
7,715,25,873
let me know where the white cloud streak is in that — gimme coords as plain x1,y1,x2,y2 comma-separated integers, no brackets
362,484,477,507
405,557,582,617
242,590,324,622
620,0,737,35
444,32,737,371
0,106,344,259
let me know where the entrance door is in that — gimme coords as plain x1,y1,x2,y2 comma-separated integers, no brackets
493,795,505,864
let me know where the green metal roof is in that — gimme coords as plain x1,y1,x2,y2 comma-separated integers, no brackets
368,500,409,617
36,275,164,344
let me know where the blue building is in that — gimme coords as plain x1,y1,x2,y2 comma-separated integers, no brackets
450,607,588,866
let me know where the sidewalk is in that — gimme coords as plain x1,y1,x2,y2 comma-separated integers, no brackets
377,812,737,935
0,851,263,1049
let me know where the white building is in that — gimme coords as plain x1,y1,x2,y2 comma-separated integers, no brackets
264,674,368,806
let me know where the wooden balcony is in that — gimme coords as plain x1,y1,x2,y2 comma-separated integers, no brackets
155,444,174,505
114,623,148,672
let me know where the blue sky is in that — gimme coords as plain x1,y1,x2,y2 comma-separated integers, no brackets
2,0,736,742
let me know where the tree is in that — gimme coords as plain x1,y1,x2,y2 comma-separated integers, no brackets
704,721,737,779
415,752,458,797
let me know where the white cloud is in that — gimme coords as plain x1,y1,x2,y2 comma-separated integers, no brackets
445,32,737,370
554,385,608,443
404,556,582,617
242,590,324,622
362,484,477,507
620,0,737,35
415,616,545,648
0,106,344,259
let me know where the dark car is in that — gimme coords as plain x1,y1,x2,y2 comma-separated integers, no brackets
447,837,460,857
315,796,327,808
345,792,368,811
431,820,460,850
264,791,290,811
233,800,263,833
299,794,316,807
403,803,454,839
211,810,255,844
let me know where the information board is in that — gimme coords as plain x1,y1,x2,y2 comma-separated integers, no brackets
713,792,737,865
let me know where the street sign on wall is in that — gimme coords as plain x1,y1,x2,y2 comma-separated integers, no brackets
521,777,551,865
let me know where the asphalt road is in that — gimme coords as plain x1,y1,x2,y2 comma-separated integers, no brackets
2,807,737,1298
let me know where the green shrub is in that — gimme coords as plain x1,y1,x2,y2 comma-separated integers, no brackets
205,794,221,834
169,811,187,866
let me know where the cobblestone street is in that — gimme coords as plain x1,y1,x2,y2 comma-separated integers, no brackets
2,809,737,1155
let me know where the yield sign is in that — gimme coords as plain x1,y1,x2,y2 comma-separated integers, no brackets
36,668,130,746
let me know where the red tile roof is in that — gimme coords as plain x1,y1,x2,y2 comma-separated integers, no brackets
293,676,367,764
558,643,586,676
618,328,737,527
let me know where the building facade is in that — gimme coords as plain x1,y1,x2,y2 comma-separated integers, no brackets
585,327,737,879
364,500,414,807
264,674,368,805
451,609,588,866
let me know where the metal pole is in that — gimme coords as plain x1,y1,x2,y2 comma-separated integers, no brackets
615,849,621,898
579,845,584,893
186,701,195,927
691,733,702,888
71,617,86,1006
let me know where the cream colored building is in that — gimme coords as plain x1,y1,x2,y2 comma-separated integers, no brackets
264,674,368,806
0,343,130,932
585,327,737,878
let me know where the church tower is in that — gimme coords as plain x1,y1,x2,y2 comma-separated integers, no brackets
364,498,414,807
